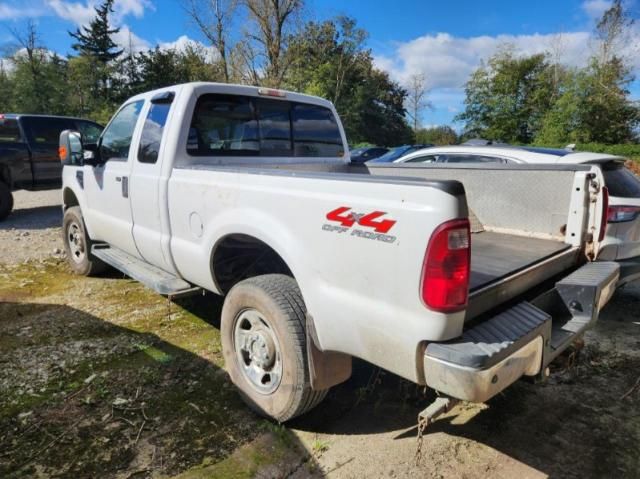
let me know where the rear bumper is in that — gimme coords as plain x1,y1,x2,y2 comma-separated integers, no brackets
423,262,619,403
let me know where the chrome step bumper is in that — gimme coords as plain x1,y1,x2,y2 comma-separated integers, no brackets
423,262,619,403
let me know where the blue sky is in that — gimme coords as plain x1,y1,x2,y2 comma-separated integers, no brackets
1,0,638,125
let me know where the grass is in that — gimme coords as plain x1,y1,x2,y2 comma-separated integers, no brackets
0,259,304,478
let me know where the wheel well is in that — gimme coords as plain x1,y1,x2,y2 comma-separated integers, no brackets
63,188,79,210
211,234,292,294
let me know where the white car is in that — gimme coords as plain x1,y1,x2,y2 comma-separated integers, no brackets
394,145,640,286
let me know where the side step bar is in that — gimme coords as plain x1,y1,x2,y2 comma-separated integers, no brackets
423,261,620,403
92,244,202,299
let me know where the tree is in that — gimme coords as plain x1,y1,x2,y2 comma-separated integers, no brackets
415,125,458,145
244,0,303,86
70,0,123,63
405,73,432,131
287,17,413,145
69,0,123,104
536,1,639,144
184,0,237,82
456,47,556,143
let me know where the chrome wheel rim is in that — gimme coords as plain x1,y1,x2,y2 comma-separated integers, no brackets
233,308,282,395
67,221,86,264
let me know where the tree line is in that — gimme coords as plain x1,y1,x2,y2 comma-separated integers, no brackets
0,0,637,147
456,0,639,145
0,0,413,146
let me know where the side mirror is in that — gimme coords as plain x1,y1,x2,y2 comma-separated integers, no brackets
59,130,84,166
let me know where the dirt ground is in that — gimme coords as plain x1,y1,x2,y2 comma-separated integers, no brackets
1,190,639,479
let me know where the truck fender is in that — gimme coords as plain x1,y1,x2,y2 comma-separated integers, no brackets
306,313,352,390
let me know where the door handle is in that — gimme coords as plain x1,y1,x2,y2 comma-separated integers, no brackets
116,176,129,198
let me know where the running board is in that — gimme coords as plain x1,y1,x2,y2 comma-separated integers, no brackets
92,244,202,299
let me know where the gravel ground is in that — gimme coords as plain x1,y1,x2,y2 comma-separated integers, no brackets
1,190,639,478
0,189,63,265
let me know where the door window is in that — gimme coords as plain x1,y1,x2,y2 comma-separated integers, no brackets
24,117,76,145
438,154,507,164
0,119,22,142
75,121,103,144
100,101,144,162
403,155,439,163
138,102,172,164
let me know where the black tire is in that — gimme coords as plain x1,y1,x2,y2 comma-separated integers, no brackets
221,274,328,422
62,206,107,276
0,181,13,221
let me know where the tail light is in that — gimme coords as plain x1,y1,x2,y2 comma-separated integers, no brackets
599,186,609,242
421,218,470,313
607,205,640,223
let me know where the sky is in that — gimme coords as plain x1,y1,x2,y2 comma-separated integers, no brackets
0,0,639,126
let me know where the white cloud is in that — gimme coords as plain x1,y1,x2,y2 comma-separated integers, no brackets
374,31,594,91
158,35,220,61
0,3,43,19
582,0,612,19
47,0,94,25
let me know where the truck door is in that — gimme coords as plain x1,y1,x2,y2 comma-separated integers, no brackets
23,117,76,188
129,92,177,273
82,100,144,256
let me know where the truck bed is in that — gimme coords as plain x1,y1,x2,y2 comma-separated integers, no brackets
470,231,571,291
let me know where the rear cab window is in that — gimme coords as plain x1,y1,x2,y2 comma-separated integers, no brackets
185,93,343,159
23,117,76,145
0,118,22,143
603,163,640,198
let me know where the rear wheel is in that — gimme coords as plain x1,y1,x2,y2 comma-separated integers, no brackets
221,274,327,422
0,181,13,221
62,206,107,276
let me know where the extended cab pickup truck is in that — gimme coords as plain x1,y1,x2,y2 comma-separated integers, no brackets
59,83,619,423
0,114,103,220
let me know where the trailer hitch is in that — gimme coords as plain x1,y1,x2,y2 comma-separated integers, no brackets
415,396,460,465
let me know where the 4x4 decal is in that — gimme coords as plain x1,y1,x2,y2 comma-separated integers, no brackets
326,206,396,233
323,206,397,243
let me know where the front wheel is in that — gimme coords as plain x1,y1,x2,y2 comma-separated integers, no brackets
62,206,107,276
221,274,327,422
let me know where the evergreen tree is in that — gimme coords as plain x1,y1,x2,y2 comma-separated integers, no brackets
70,0,123,63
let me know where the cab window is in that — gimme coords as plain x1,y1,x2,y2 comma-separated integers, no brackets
24,117,75,145
100,101,144,162
75,121,103,144
186,93,343,158
138,102,172,164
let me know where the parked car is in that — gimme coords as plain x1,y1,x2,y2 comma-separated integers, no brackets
0,114,103,220
393,144,640,285
59,83,617,425
349,146,389,164
367,144,433,163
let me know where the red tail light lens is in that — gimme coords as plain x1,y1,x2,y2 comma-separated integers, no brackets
421,219,471,313
607,205,640,223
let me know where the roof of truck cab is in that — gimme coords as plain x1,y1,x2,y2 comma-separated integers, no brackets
126,82,336,109
0,113,100,122
397,145,624,165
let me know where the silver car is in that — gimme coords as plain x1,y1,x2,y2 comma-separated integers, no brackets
394,145,640,286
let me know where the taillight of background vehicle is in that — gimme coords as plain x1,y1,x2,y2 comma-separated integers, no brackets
421,218,471,313
607,205,640,223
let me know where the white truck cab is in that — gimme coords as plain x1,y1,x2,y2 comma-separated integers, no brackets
60,83,619,424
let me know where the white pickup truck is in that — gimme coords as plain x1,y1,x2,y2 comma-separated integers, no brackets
59,82,619,423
